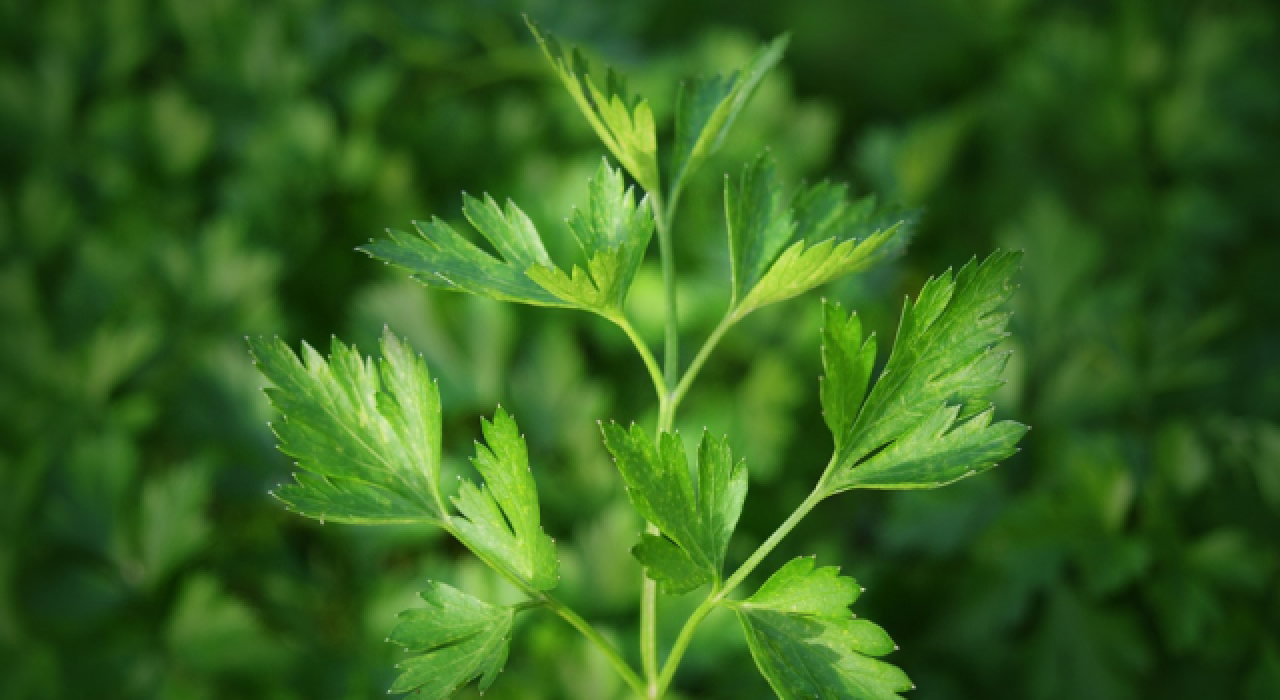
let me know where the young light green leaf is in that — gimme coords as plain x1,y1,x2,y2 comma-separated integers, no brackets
250,327,448,525
600,424,747,594
668,35,789,200
452,407,559,591
733,556,911,700
527,18,661,195
525,158,655,313
823,250,1029,493
726,154,914,317
388,582,514,698
361,195,568,308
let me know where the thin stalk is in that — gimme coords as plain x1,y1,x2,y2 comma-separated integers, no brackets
669,310,738,414
445,524,645,697
650,190,679,390
613,314,667,400
545,595,648,698
653,586,718,698
638,187,682,696
639,523,661,694
652,480,829,697
721,480,828,596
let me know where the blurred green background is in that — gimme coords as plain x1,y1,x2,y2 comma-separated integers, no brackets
2,0,1278,698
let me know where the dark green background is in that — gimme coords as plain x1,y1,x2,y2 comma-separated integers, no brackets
2,0,1278,698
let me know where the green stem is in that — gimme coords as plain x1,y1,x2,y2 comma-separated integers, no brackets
669,310,738,415
652,481,829,697
637,188,682,696
544,595,648,698
654,586,718,697
445,524,645,697
613,314,667,400
650,190,680,391
721,480,827,595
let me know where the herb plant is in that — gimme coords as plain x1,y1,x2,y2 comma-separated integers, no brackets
250,19,1028,700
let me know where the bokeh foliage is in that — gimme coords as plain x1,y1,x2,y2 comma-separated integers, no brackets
1,0,1277,699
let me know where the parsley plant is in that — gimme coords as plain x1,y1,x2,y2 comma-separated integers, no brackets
250,19,1027,699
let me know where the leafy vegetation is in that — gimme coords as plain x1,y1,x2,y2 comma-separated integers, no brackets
2,1,1277,699
248,18,1026,699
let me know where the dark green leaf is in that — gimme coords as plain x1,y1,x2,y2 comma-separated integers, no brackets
600,424,747,593
734,557,911,700
669,35,789,200
388,582,514,698
823,251,1028,492
821,300,876,455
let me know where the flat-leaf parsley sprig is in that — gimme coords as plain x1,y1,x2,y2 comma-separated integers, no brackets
251,17,1026,700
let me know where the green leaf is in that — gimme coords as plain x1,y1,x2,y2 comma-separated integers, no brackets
251,327,448,525
820,301,876,456
388,582,514,698
726,153,913,317
823,251,1029,492
364,161,653,315
527,18,661,194
453,407,560,591
668,35,789,200
734,556,911,700
600,424,747,593
525,158,655,313
361,195,568,308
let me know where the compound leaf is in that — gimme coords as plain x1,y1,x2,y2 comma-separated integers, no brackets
525,158,655,313
528,19,661,195
726,154,913,317
250,327,447,525
362,195,567,308
388,582,514,698
601,424,747,593
452,407,559,591
365,161,653,317
823,250,1029,493
734,556,911,700
669,35,789,200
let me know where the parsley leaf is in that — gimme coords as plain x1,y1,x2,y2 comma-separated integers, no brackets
527,18,661,195
733,556,911,700
821,250,1028,492
363,160,653,317
525,158,655,313
362,194,565,307
388,582,514,698
453,407,560,591
250,327,448,525
601,424,748,594
726,153,914,317
668,35,789,201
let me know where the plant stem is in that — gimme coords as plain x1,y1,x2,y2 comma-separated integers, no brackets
669,309,738,415
651,480,829,698
654,586,718,697
650,190,680,391
448,522,647,698
721,480,827,595
614,314,667,400
638,188,681,696
543,594,648,698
